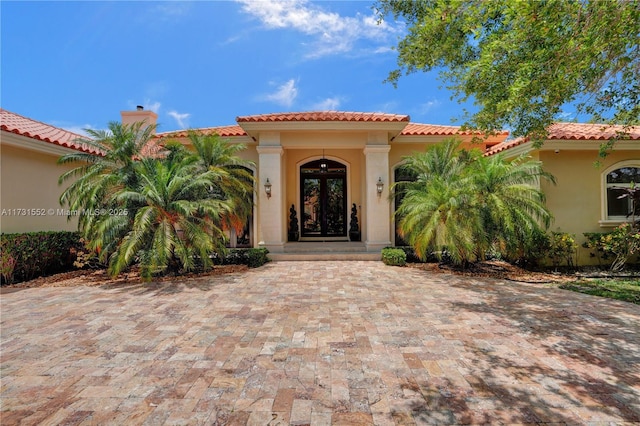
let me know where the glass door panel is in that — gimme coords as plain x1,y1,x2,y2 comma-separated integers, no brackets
302,178,321,235
326,178,345,235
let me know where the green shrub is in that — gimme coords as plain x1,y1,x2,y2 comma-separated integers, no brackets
547,231,577,269
244,248,269,268
582,232,612,267
0,250,17,284
583,225,640,271
382,248,407,266
508,227,551,268
213,248,269,268
0,231,81,284
72,239,105,270
600,223,640,271
393,246,423,263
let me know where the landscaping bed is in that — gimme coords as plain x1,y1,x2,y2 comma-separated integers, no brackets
406,260,639,304
407,260,578,283
1,265,248,290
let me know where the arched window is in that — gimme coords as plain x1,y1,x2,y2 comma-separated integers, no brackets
604,163,640,221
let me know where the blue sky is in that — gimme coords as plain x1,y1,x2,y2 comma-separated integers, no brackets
2,1,478,134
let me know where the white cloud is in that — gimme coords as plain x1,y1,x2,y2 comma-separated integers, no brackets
311,96,342,111
263,79,298,107
557,110,576,121
372,46,394,54
416,99,442,115
168,111,191,129
236,0,399,58
220,34,242,46
144,101,161,114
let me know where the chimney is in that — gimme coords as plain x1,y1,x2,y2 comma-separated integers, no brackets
121,105,158,133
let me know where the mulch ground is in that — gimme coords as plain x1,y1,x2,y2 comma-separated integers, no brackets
2,260,580,290
408,260,579,284
2,265,249,289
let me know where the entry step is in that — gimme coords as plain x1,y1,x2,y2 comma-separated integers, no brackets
269,242,382,261
269,252,381,261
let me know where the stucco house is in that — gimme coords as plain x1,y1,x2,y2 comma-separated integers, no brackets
1,107,638,263
486,124,640,263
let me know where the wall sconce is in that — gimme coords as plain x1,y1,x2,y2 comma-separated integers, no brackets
264,178,272,198
376,177,384,197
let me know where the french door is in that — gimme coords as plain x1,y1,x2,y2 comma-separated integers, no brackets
300,159,347,238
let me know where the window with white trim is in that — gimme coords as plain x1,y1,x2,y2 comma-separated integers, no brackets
605,165,640,220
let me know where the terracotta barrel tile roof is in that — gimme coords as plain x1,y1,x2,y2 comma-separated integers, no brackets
156,125,247,138
236,111,410,123
400,123,509,136
548,122,640,140
484,123,640,156
0,108,100,154
483,138,527,156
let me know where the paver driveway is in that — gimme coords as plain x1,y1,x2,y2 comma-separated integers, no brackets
1,261,639,425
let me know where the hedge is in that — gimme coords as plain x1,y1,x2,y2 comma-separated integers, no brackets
1,231,81,284
213,248,270,268
0,234,269,284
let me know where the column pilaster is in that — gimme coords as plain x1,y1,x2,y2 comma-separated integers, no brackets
256,145,285,253
363,145,392,251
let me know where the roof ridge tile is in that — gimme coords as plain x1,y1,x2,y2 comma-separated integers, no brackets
236,111,410,123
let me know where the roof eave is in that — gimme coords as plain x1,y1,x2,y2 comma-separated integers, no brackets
543,139,640,151
488,138,640,158
1,131,90,156
238,120,409,140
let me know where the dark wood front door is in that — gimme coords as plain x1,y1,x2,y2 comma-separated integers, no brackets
300,159,347,237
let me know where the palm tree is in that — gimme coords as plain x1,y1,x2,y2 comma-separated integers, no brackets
396,173,479,265
187,131,255,237
393,138,554,266
470,153,554,260
58,121,158,245
58,124,255,280
106,151,233,279
394,139,479,264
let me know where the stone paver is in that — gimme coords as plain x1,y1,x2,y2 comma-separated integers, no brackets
1,261,639,425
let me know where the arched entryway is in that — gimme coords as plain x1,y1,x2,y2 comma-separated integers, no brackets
300,159,347,238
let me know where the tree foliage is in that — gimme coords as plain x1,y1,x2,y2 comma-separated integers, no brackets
187,131,255,234
58,123,254,280
58,121,156,238
376,0,640,143
393,138,554,265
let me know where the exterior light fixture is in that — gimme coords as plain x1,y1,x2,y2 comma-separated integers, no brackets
376,177,384,197
319,149,328,173
264,178,272,198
